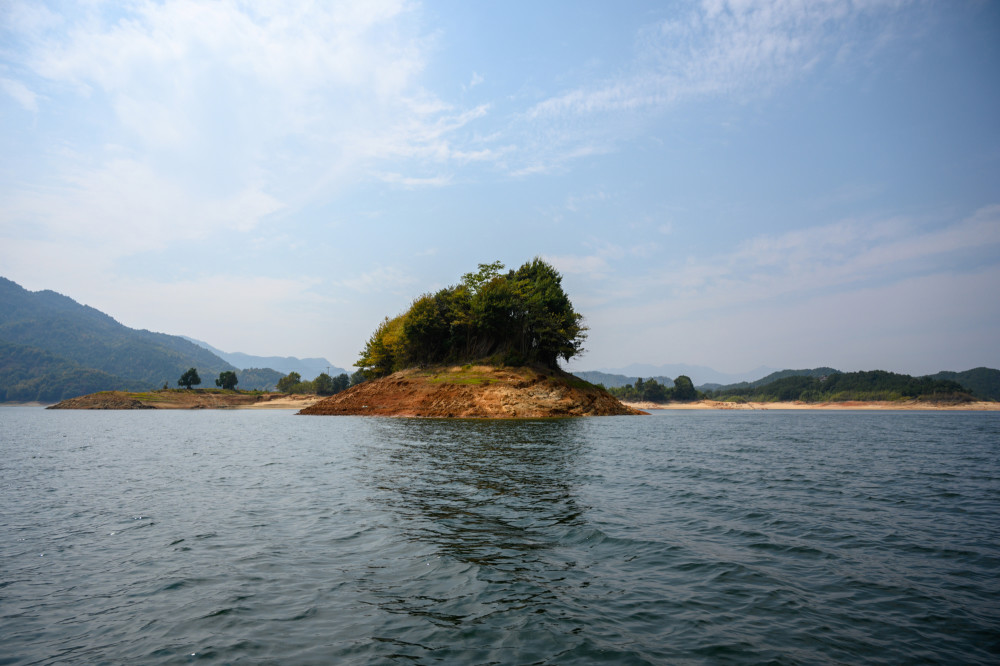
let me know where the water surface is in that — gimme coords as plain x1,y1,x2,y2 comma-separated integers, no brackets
2,408,998,663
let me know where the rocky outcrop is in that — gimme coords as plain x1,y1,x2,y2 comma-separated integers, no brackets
298,365,646,417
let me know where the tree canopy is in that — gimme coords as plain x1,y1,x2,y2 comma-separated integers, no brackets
276,371,302,393
178,367,201,389
215,370,238,390
356,259,587,378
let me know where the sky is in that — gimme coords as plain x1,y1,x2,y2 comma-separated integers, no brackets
1,0,998,377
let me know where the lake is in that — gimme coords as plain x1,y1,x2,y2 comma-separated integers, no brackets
2,407,998,664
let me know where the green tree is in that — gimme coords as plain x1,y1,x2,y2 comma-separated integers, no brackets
332,373,351,393
313,372,335,396
355,258,586,377
276,371,301,393
215,370,238,390
673,375,697,401
178,367,201,389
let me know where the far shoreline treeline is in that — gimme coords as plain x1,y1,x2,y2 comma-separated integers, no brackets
603,369,986,405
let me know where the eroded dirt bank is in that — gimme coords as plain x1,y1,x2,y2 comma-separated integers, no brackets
299,365,645,417
47,390,321,410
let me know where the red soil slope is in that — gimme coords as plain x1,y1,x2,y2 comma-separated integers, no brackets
299,365,645,418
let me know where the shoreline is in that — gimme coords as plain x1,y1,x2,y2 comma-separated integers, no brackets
623,399,1000,411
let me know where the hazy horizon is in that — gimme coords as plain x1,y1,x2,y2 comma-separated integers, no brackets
3,1,998,377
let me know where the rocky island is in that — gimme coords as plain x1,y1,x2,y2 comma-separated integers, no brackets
302,258,641,418
299,364,643,417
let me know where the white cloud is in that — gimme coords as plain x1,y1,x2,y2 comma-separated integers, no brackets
0,77,38,111
2,0,493,262
1,156,282,254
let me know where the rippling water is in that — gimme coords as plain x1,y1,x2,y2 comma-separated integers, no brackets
2,407,998,664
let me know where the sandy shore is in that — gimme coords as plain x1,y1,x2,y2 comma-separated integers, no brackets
236,395,323,410
623,399,1000,411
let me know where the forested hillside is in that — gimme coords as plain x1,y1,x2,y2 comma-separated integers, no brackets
709,370,970,402
0,340,145,402
0,277,275,400
926,368,1000,401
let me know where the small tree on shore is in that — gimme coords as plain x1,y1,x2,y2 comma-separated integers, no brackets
216,370,238,390
179,368,201,389
276,371,301,393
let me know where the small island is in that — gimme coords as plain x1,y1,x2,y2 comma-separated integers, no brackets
300,259,642,417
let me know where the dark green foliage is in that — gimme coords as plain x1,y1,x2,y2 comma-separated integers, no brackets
710,370,970,402
237,367,284,391
276,371,302,393
607,376,699,403
215,370,238,390
356,259,587,378
0,277,236,399
0,340,145,402
673,375,697,401
313,372,334,395
715,367,842,392
607,375,697,402
178,368,201,389
927,367,1000,400
312,372,351,396
333,373,351,392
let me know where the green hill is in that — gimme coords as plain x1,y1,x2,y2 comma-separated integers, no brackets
926,367,1000,401
0,340,146,402
0,277,245,401
709,369,971,403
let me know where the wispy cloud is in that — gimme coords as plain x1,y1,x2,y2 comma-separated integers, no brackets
596,205,1000,319
520,0,914,171
0,77,38,111
533,0,910,118
1,0,489,262
332,265,417,294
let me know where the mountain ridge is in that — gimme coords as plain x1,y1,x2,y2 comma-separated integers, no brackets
182,336,347,380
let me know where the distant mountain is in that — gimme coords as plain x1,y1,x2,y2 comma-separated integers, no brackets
926,367,1000,401
0,276,275,401
574,371,675,389
182,337,347,380
708,367,842,392
594,363,779,387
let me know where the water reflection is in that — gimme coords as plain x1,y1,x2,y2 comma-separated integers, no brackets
360,418,588,568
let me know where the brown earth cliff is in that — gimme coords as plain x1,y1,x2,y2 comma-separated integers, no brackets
298,365,645,418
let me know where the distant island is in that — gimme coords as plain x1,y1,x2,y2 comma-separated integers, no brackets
302,259,642,417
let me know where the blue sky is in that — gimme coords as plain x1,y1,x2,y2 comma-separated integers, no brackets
2,0,998,376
